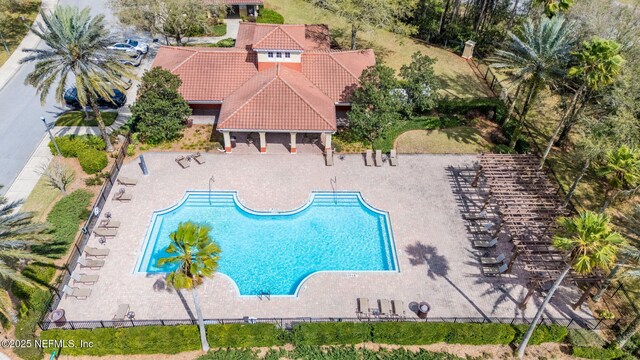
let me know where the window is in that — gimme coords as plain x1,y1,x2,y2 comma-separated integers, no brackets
276,52,282,58
268,52,273,58
285,52,291,58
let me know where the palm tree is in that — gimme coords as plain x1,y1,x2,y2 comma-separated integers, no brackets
517,211,624,358
596,145,640,212
157,222,221,352
489,16,575,149
591,245,640,302
21,6,133,152
0,187,50,323
539,38,624,169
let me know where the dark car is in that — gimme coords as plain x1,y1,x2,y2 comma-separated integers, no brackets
63,87,127,110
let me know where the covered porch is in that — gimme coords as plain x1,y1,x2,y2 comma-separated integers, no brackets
221,131,331,154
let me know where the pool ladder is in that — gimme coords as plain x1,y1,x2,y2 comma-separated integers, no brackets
257,290,271,301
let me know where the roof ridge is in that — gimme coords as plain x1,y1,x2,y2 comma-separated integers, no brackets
253,26,305,49
170,49,200,73
218,68,281,126
277,67,335,129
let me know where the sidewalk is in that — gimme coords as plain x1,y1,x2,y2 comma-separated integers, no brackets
3,135,53,204
0,0,58,91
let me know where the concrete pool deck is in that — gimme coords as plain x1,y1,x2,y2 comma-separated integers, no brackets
57,153,592,322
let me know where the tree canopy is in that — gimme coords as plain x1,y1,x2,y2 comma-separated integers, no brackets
400,52,440,114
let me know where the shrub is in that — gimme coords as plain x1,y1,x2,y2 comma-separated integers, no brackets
257,9,284,24
373,322,516,345
437,98,507,125
48,135,105,157
572,346,626,359
214,38,235,47
206,324,285,347
294,323,372,345
77,147,108,174
513,325,568,346
85,172,107,186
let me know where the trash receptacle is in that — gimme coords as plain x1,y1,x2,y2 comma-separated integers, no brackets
49,309,66,327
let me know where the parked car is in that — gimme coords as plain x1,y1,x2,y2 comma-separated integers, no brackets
117,52,143,67
63,87,127,110
107,39,148,54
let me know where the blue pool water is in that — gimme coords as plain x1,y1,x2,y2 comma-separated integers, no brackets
137,191,397,296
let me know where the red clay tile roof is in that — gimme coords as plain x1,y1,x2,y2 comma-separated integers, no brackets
302,49,376,102
218,65,336,131
235,23,329,51
151,46,258,101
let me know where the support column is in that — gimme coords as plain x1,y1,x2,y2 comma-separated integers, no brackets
324,133,332,151
290,132,297,154
259,132,266,153
223,132,232,153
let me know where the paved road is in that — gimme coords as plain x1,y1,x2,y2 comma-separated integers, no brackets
0,0,133,194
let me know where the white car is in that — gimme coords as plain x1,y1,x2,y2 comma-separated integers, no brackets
108,39,148,54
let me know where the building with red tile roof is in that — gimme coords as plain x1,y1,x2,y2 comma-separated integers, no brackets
151,22,376,153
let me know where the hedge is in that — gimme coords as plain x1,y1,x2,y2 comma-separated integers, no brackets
293,322,372,345
48,134,105,157
257,9,284,24
437,98,507,125
373,322,516,345
77,147,108,174
205,323,286,347
513,325,568,346
197,347,465,360
572,346,626,360
33,190,92,258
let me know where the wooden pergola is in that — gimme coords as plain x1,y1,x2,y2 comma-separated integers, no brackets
450,154,602,308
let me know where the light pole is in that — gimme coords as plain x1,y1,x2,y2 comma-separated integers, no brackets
42,116,62,157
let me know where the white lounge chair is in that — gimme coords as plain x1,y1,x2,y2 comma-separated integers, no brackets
84,247,110,258
113,188,132,201
62,285,91,299
357,298,369,316
378,299,391,315
473,238,498,248
117,177,138,186
192,152,205,165
480,253,505,265
94,228,117,237
389,150,398,166
71,272,99,284
176,156,190,168
375,150,383,167
483,263,509,276
113,304,130,320
78,257,105,269
392,300,404,316
99,219,121,229
365,150,373,166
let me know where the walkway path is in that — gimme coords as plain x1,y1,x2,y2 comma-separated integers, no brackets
185,18,241,45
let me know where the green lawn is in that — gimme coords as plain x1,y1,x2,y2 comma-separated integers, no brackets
55,111,118,126
0,0,40,67
263,0,490,98
396,127,491,154
209,23,227,36
20,173,64,222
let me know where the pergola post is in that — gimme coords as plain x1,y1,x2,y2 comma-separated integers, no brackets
290,132,297,154
223,132,232,153
324,133,332,151
259,132,266,153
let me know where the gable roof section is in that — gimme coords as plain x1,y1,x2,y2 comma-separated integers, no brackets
236,23,329,51
151,46,258,101
302,49,376,102
253,26,305,51
218,65,336,131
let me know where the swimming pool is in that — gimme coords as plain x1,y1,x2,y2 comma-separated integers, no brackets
136,191,398,296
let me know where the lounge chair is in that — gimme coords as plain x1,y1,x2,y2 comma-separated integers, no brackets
375,150,383,167
99,219,120,229
325,149,334,166
113,304,130,320
62,285,91,299
365,150,373,166
357,298,370,316
392,300,404,317
117,177,138,186
71,272,99,284
78,256,105,269
378,299,391,316
113,188,132,201
480,253,505,265
94,228,117,237
192,152,205,165
84,247,110,258
473,238,498,248
389,150,398,166
483,263,509,276
176,156,190,168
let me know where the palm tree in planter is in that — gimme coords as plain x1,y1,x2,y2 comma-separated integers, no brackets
489,15,575,149
21,6,133,152
157,222,221,352
517,211,624,358
596,145,640,212
0,188,50,324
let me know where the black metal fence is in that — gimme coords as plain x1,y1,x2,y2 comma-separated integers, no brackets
40,314,622,332
40,135,130,325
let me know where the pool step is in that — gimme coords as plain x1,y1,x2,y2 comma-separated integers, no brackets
180,192,367,208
